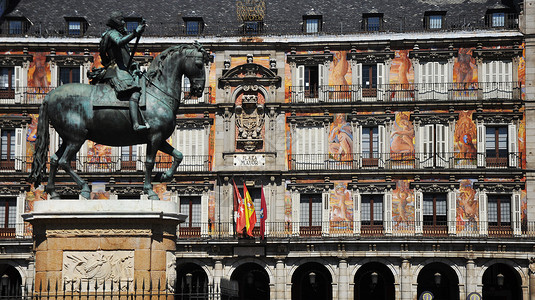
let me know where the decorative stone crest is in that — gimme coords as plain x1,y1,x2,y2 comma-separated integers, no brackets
236,93,265,151
63,250,134,291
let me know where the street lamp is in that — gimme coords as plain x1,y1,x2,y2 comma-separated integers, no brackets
1,274,8,296
370,272,378,290
434,272,442,287
309,272,316,285
497,273,504,288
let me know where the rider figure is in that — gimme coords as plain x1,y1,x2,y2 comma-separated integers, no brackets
100,12,150,131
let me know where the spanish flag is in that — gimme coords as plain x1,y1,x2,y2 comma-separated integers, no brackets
243,183,257,236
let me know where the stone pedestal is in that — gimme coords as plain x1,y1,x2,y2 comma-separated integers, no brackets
23,199,185,292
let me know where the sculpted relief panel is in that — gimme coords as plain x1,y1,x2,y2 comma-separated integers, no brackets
63,250,134,291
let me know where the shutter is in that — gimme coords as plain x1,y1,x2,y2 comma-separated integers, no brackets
291,192,300,236
16,194,24,238
172,193,180,237
436,124,448,167
477,123,485,167
49,127,60,155
136,144,146,171
50,64,58,87
437,62,447,100
322,191,330,235
377,63,385,101
181,75,186,103
378,125,385,168
478,191,488,236
79,65,84,83
384,192,392,234
414,190,423,234
111,147,120,172
448,191,457,235
512,192,521,236
201,193,209,237
419,62,431,100
296,65,305,102
421,124,434,168
357,125,362,168
76,141,87,171
353,63,362,101
14,128,23,171
508,123,518,167
352,190,361,235
318,63,326,101
14,66,22,103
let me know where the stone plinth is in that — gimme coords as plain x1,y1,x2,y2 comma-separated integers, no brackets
23,199,185,292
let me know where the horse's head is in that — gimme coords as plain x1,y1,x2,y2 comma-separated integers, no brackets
181,42,209,98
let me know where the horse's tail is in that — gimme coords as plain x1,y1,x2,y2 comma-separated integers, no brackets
28,96,50,184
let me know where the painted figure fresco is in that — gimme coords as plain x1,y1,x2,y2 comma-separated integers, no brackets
90,182,110,199
329,114,353,161
391,112,414,153
329,51,351,99
153,183,170,201
28,52,50,88
389,50,414,100
454,111,477,166
519,43,526,100
392,180,415,227
330,182,353,224
456,179,478,232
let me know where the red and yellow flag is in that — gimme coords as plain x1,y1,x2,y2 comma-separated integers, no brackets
243,183,257,236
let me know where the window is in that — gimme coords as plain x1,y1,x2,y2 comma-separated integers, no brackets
304,65,319,98
423,193,447,227
294,125,325,169
242,21,263,34
303,16,322,33
2,17,28,35
59,67,80,85
179,196,202,237
492,12,505,27
124,17,142,34
485,126,507,167
485,9,516,29
420,124,449,168
175,127,206,170
361,127,379,167
481,60,513,99
8,20,22,35
120,145,137,170
488,194,511,227
363,13,383,31
0,129,15,168
361,194,383,226
299,194,322,235
0,198,16,235
0,67,14,99
418,61,448,100
424,11,446,30
64,17,88,36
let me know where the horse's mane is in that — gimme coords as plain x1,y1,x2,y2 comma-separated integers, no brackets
147,43,206,81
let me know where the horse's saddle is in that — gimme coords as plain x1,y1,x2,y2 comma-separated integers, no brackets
90,78,147,109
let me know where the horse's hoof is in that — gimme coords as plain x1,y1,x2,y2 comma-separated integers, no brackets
147,190,160,200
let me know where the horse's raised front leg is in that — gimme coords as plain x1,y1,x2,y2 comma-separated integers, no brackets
144,136,162,200
57,141,91,199
46,143,66,199
157,141,183,182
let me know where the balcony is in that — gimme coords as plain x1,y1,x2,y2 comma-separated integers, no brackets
177,221,533,240
2,155,212,173
0,223,32,239
287,152,522,170
289,82,521,103
182,86,212,105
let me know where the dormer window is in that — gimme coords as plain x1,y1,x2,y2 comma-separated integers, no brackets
183,17,204,35
242,21,263,34
363,13,383,31
424,11,446,30
124,17,142,34
485,8,517,28
64,17,88,36
2,17,29,35
303,15,322,33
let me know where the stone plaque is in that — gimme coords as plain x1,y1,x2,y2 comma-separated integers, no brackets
63,250,134,291
233,154,265,166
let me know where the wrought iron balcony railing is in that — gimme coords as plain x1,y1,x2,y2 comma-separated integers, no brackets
177,221,532,239
1,155,212,173
288,152,522,170
289,82,522,103
0,223,32,239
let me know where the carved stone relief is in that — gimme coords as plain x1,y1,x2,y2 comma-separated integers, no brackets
166,251,177,292
236,92,265,151
63,250,134,291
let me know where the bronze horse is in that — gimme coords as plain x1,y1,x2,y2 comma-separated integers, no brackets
28,43,208,200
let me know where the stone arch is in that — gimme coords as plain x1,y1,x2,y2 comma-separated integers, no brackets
412,258,464,285
176,259,214,284
0,261,29,285
226,257,275,284
349,257,399,283
287,257,336,283
290,261,333,300
414,261,461,300
353,261,396,300
477,259,527,287
231,85,270,104
175,262,209,297
0,262,25,296
228,261,271,300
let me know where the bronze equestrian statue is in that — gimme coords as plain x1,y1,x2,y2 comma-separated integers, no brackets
28,15,209,200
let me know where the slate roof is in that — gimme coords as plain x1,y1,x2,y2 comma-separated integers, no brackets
1,0,519,37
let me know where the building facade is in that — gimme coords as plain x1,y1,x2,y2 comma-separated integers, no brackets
0,0,533,299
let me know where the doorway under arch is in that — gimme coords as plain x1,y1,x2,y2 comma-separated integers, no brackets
354,262,395,300
230,262,270,300
0,264,22,297
417,262,459,300
482,263,522,300
291,262,332,300
176,263,209,299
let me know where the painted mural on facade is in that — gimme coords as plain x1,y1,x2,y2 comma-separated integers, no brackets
454,110,477,167
456,179,478,232
330,182,353,231
208,191,216,231
390,112,414,157
329,51,352,99
453,48,478,99
90,182,110,199
28,52,51,87
389,50,414,100
329,114,353,161
392,180,415,229
519,43,526,100
284,181,292,224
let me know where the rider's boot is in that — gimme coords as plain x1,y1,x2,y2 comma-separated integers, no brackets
130,91,150,131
